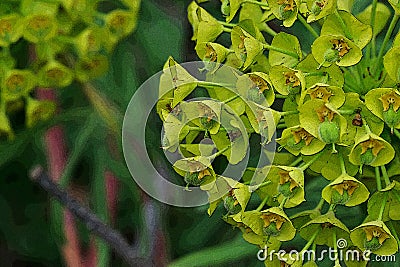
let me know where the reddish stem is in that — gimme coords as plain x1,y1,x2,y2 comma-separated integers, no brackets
36,88,84,267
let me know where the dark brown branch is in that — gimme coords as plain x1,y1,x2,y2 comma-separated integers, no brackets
29,166,153,267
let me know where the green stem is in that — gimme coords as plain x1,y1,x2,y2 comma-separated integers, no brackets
242,0,269,8
297,14,319,39
315,198,325,212
370,0,378,57
289,157,303,167
275,94,288,99
248,180,272,191
377,192,388,221
256,195,269,211
210,145,231,158
375,14,400,76
339,152,346,175
393,129,400,140
334,10,352,39
59,114,98,186
259,23,277,36
300,228,322,253
364,122,372,135
218,21,236,28
223,94,240,104
197,81,235,88
279,196,288,209
300,152,323,171
375,167,382,191
276,123,287,129
329,203,336,211
223,27,232,33
388,221,400,249
380,165,391,187
304,71,327,77
280,110,299,116
332,230,340,266
338,109,356,115
263,44,299,59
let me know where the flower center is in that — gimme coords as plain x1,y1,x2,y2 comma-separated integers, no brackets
330,38,351,57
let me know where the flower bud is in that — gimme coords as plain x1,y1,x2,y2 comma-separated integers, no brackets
223,193,242,215
318,120,339,144
323,48,340,63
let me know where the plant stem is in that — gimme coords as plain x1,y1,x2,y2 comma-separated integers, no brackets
370,0,378,57
210,145,231,158
259,23,277,36
218,21,236,28
81,83,122,135
315,198,325,212
256,195,269,211
377,192,388,221
304,71,327,77
375,14,400,76
375,167,382,191
380,165,391,187
334,10,352,39
332,230,340,267
275,94,288,99
197,81,235,89
297,14,319,39
263,44,299,59
280,110,299,116
339,152,346,175
393,129,400,140
29,166,148,266
300,152,323,171
223,94,240,104
249,180,272,191
289,157,303,167
276,123,287,129
223,27,232,33
300,228,322,253
388,221,400,249
279,196,288,208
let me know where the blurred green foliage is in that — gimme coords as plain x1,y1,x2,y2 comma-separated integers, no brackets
1,1,399,267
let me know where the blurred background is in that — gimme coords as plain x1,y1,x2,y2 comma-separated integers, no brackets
1,0,399,266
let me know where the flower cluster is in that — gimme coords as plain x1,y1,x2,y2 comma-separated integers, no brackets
0,0,139,138
157,0,400,266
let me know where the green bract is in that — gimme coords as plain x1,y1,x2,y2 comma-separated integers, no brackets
349,133,395,167
322,173,370,206
158,1,400,264
350,220,398,256
312,35,362,67
300,211,350,247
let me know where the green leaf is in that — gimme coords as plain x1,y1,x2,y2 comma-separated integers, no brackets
357,3,391,37
321,11,372,49
368,192,391,221
269,32,302,68
384,46,400,83
296,54,344,89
